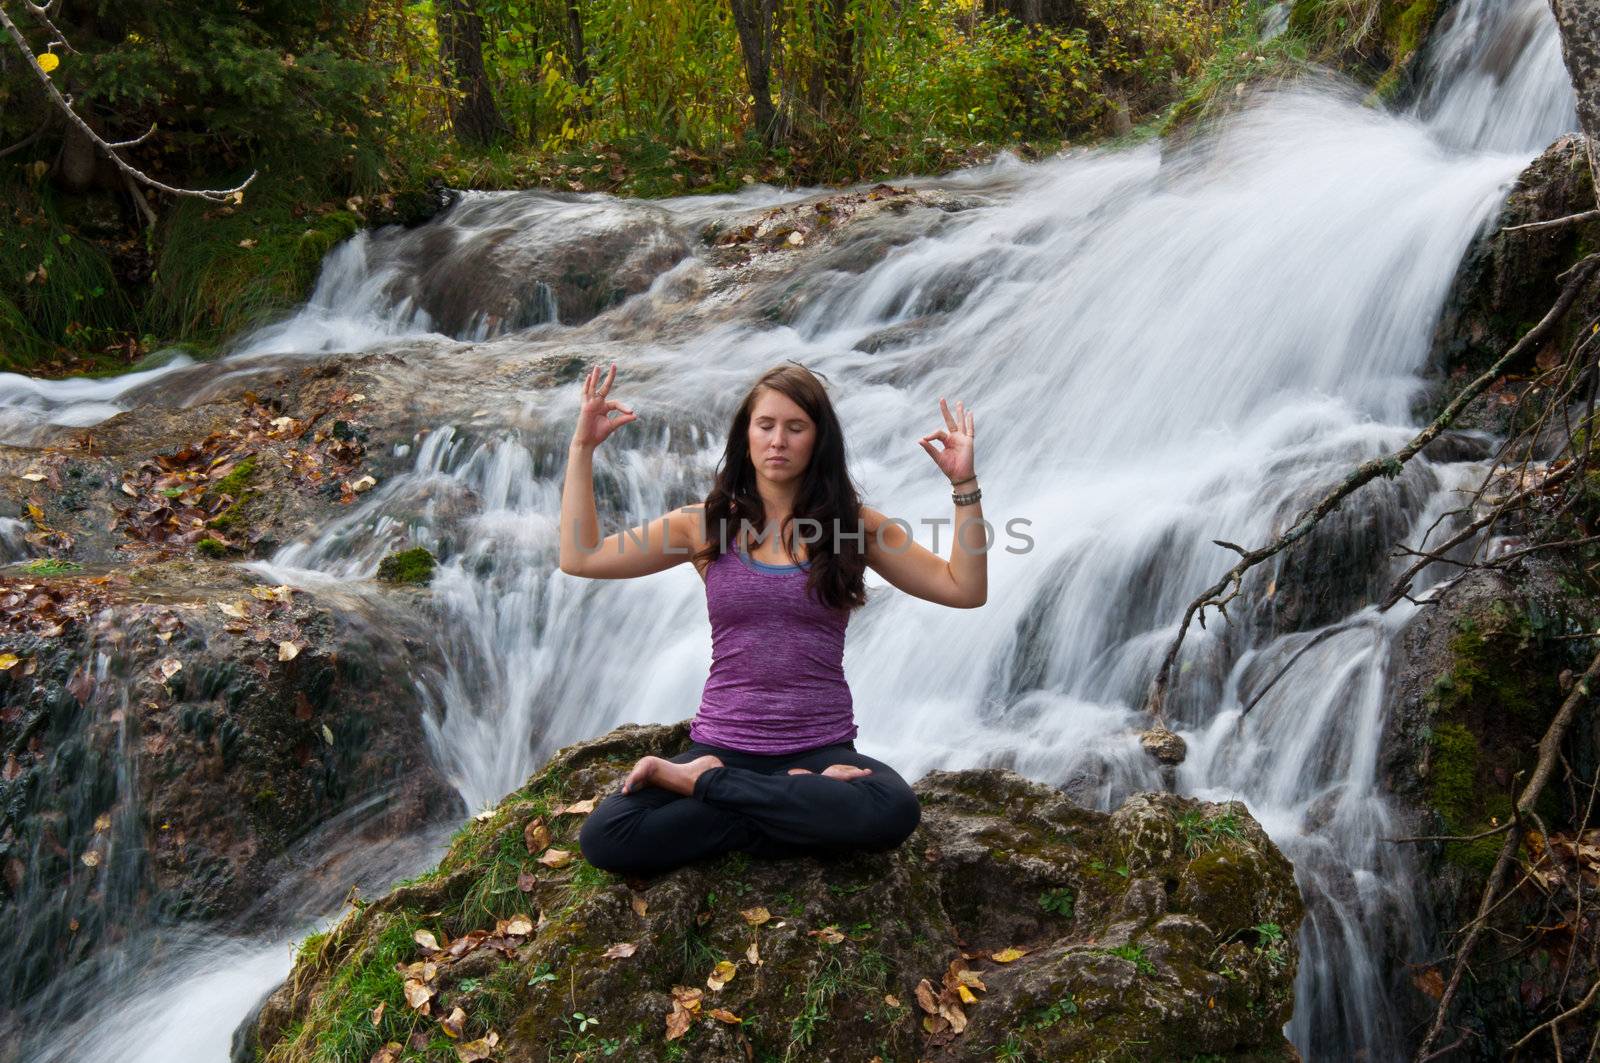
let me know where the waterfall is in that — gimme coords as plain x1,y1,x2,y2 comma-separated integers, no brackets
2,0,1579,1057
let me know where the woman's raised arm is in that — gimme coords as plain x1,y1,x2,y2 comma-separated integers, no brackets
558,362,701,580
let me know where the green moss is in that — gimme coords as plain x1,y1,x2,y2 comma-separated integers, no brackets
18,557,83,575
212,456,258,499
195,537,230,558
375,546,437,585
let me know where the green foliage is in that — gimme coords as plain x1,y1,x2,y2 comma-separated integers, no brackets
1038,887,1076,918
1177,808,1249,856
19,557,83,575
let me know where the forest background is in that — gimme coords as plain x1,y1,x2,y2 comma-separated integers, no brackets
0,0,1432,375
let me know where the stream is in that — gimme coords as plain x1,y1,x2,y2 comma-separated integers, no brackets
0,0,1581,1058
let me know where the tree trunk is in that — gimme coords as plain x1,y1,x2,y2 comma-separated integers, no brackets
436,0,511,149
565,0,592,116
729,0,780,146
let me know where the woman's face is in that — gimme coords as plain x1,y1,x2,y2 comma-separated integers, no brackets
747,388,816,483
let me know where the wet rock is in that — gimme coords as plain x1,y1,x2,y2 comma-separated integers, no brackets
1140,726,1188,765
1421,134,1600,436
1379,561,1600,1057
241,722,1304,1063
0,560,454,1011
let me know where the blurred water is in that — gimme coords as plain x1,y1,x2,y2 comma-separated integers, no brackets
1,0,1580,1058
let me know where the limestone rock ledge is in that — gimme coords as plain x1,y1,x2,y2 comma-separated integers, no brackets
240,722,1305,1063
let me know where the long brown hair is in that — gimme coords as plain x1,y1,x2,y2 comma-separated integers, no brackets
692,361,868,612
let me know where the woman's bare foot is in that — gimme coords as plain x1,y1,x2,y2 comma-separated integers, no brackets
623,754,724,796
786,764,873,781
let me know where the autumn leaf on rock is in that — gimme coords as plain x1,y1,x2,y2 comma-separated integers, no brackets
740,906,771,926
414,929,442,952
665,1001,692,1041
709,1008,741,1024
630,894,648,918
278,641,301,662
602,942,637,959
502,914,534,936
746,941,761,965
915,978,940,1015
440,1006,466,1038
990,946,1030,963
553,797,597,816
707,960,737,990
807,925,845,944
538,848,573,869
367,1043,402,1063
158,657,182,679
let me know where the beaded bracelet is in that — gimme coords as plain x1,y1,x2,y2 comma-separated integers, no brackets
953,487,982,506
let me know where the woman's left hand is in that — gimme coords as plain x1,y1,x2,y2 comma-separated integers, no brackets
918,397,976,484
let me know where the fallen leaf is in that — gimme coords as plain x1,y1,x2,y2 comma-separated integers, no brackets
538,848,573,869
94,813,111,833
517,871,536,892
159,657,183,679
523,818,551,853
631,894,648,918
707,960,737,990
603,942,638,959
368,1043,402,1063
456,1037,496,1062
414,929,442,952
322,723,335,746
957,984,978,1004
554,797,597,816
808,926,845,944
404,978,435,1010
665,1001,692,1041
278,641,301,662
81,850,100,868
884,994,900,1007
217,601,249,619
440,1006,466,1038
990,946,1029,963
0,654,18,670
370,1001,385,1026
709,1008,742,1023
503,914,534,936
740,906,771,926
915,978,939,1014
746,941,761,966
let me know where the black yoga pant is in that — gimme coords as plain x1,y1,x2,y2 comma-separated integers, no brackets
578,740,922,877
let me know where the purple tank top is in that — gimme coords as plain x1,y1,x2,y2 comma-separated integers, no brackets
690,540,857,754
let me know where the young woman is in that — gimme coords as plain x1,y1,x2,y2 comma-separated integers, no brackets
563,359,986,876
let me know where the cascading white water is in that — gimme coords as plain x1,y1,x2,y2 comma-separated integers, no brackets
3,0,1579,1057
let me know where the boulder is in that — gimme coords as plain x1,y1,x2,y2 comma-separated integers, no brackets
0,559,453,1013
240,722,1305,1063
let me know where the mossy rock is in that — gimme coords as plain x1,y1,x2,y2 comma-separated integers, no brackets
243,723,1305,1062
376,546,438,585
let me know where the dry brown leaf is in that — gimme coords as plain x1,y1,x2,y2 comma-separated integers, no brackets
278,641,301,662
740,906,771,926
368,1043,402,1063
517,871,536,892
670,985,703,1011
602,942,637,959
523,818,551,854
807,926,845,944
414,929,442,952
746,941,761,966
403,978,435,1010
440,1006,467,1039
503,914,534,936
159,657,183,679
538,848,573,869
554,797,597,816
709,1008,742,1024
631,895,648,918
666,1001,693,1041
370,1001,385,1026
915,978,940,1015
456,1036,496,1062
884,994,900,1008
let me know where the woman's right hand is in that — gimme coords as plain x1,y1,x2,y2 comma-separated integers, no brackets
573,361,637,449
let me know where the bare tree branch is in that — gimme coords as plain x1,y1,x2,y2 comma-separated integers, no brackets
1139,252,1600,724
0,3,256,204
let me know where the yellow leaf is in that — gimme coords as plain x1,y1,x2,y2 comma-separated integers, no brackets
740,906,771,926
709,1008,742,1024
37,53,59,74
707,960,737,990
957,984,977,1004
0,654,19,670
538,848,573,869
990,947,1029,963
